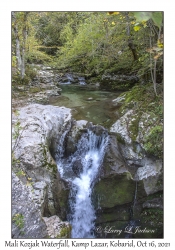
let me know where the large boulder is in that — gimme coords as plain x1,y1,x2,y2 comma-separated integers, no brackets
92,110,163,238
12,104,72,237
64,120,88,157
93,135,135,212
109,109,163,195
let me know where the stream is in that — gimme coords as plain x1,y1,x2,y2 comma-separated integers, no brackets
56,126,108,238
48,85,122,128
12,66,163,239
49,83,118,238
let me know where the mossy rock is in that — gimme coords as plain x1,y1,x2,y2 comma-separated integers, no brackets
58,188,70,220
95,203,131,224
29,86,41,93
57,224,72,238
93,173,135,209
138,208,163,238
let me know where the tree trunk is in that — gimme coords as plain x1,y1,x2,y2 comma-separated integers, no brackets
21,12,28,79
153,59,157,96
12,12,22,71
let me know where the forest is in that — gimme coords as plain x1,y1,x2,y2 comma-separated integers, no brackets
12,11,163,239
12,11,163,91
12,11,163,158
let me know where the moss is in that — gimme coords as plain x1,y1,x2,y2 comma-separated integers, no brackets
143,125,163,158
116,133,125,145
140,207,163,235
96,207,130,224
47,163,57,174
56,225,72,238
128,114,141,142
16,169,26,177
118,84,163,158
59,189,69,209
40,143,58,176
18,91,28,97
12,213,25,235
29,87,41,93
93,174,135,208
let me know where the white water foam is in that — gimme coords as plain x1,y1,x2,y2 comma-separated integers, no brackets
57,128,108,238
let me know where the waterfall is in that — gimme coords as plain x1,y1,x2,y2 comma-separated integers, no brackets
56,127,108,238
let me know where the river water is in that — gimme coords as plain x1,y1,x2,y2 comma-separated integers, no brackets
56,127,109,238
48,85,121,128
50,84,116,237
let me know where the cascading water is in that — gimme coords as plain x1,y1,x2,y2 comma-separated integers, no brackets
56,126,108,238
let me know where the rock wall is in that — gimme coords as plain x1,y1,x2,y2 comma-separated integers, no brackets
12,100,163,238
92,95,163,238
12,104,72,238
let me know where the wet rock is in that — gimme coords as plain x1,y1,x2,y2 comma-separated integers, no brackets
94,110,163,236
93,174,135,209
95,203,131,225
86,97,93,101
87,123,107,136
72,159,83,177
111,95,126,108
56,73,86,85
65,120,88,156
45,90,60,97
93,134,135,209
102,135,128,176
57,88,62,94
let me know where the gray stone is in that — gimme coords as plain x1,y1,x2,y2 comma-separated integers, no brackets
43,215,71,238
12,104,72,237
110,110,134,144
108,108,163,199
112,95,126,107
136,160,163,195
12,172,47,238
143,198,163,209
64,120,88,156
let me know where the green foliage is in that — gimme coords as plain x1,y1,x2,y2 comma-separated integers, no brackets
16,169,26,177
12,11,163,94
141,207,163,225
57,12,134,74
12,56,17,67
119,84,163,158
144,125,163,158
12,152,20,166
116,133,126,145
25,65,37,79
26,50,52,64
133,12,163,29
12,120,22,140
12,213,25,230
56,225,72,238
12,64,37,85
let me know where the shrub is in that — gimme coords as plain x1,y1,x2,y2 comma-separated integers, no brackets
144,125,163,158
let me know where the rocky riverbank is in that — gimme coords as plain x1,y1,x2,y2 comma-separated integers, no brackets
12,65,163,239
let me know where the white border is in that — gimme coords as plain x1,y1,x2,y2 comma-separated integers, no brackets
0,0,174,248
